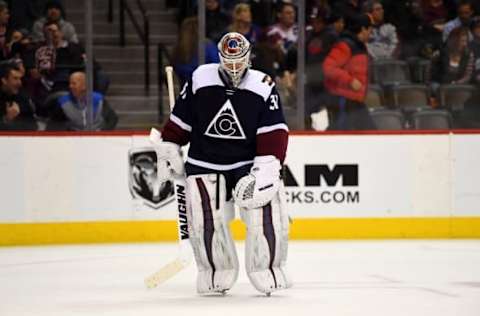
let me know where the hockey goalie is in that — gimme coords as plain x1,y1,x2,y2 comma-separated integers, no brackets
154,32,291,295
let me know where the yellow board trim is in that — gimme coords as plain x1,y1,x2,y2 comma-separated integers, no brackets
1,217,480,246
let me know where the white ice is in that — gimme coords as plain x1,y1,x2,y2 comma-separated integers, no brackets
1,240,480,316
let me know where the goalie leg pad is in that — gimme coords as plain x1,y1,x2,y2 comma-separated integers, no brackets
186,174,239,294
242,185,292,294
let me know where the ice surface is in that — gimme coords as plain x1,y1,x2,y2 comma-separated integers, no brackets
1,241,479,316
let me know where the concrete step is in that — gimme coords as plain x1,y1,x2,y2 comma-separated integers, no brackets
108,84,161,96
96,56,158,64
107,70,158,85
76,21,177,35
62,0,178,126
108,95,160,111
100,59,157,72
93,45,168,60
79,33,176,45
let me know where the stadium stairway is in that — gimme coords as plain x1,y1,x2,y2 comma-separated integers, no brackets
64,0,177,130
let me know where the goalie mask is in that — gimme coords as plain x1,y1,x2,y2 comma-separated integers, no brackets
218,32,251,87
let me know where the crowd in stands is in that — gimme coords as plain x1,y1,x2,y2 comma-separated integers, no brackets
0,0,116,131
172,0,480,130
3,0,480,131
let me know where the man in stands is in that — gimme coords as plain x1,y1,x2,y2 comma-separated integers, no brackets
364,0,399,60
443,0,475,42
322,14,376,130
266,3,298,57
31,1,78,44
0,62,37,130
47,71,117,131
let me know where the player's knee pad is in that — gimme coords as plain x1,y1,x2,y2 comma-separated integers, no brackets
241,185,292,294
186,174,239,294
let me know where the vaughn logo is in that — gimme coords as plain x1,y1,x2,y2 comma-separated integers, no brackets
175,183,189,240
284,164,360,204
128,147,175,209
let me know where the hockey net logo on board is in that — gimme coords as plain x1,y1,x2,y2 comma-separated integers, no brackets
128,147,175,209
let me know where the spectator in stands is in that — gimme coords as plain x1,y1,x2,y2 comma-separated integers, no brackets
470,16,480,84
363,0,399,60
0,1,10,61
266,3,298,56
7,28,32,58
421,0,449,32
229,3,261,46
382,0,423,58
322,14,376,130
31,1,78,44
307,0,331,23
4,28,33,61
47,71,117,131
172,17,219,85
205,0,230,42
442,0,475,42
250,31,285,80
433,27,474,84
304,11,345,126
418,0,450,58
25,20,84,116
286,10,345,90
41,21,84,88
0,62,37,130
306,11,344,65
266,3,298,107
6,29,25,52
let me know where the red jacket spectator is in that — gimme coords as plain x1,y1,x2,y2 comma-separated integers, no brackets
322,32,369,102
321,14,375,131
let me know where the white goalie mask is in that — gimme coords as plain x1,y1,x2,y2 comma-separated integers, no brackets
217,32,251,87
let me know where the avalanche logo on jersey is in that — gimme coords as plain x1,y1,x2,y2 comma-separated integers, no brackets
204,100,246,139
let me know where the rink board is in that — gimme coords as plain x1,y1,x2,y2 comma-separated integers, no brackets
1,218,480,245
0,131,480,245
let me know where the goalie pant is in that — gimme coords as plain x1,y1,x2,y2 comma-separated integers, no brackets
185,164,291,294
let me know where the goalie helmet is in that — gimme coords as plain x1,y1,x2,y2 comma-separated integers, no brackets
217,32,251,87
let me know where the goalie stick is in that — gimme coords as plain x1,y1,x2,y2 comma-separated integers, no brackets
144,66,193,289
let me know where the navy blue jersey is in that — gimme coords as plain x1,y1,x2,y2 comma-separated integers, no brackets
162,63,289,172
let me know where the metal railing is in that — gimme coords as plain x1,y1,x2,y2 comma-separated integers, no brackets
118,0,150,93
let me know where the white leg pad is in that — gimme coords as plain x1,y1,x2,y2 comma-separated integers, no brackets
241,184,292,294
186,174,239,294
